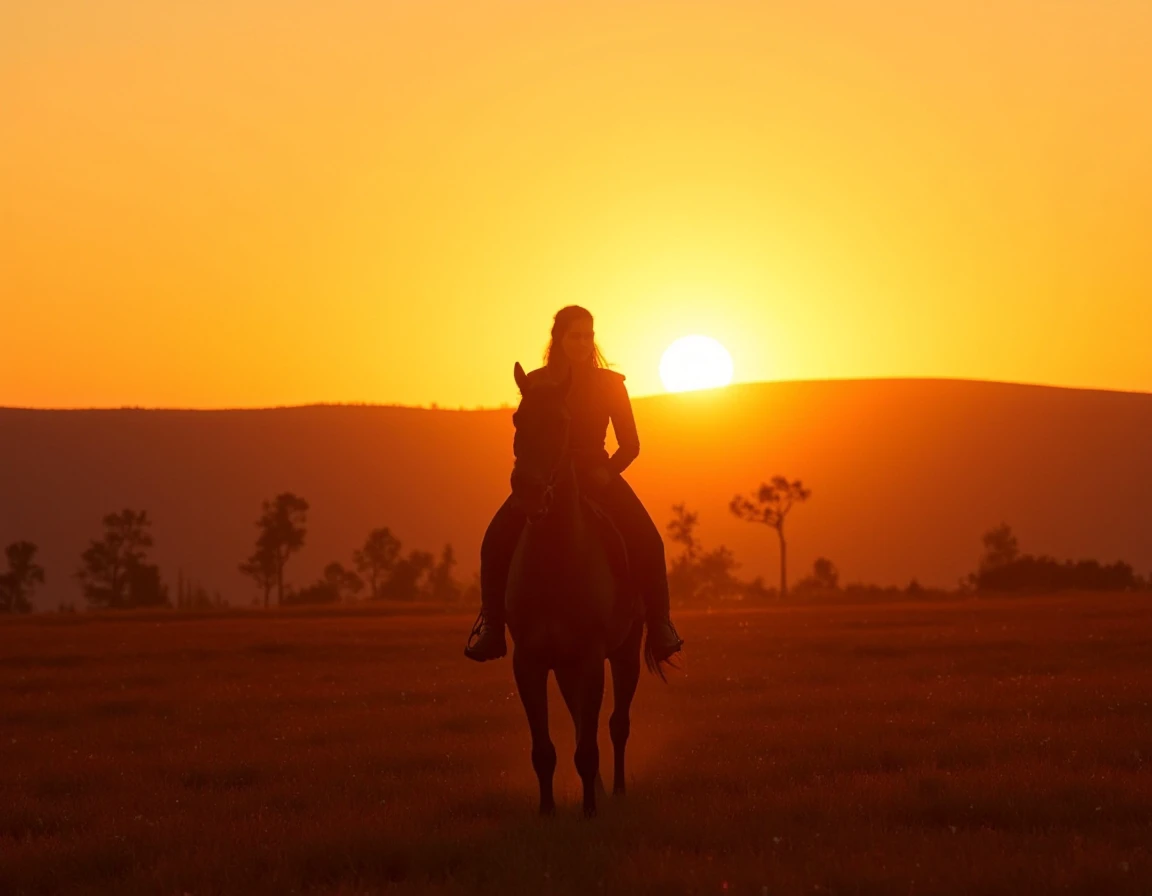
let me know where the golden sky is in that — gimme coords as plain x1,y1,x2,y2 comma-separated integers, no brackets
3,0,1150,409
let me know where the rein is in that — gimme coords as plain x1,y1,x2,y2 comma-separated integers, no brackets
524,419,572,526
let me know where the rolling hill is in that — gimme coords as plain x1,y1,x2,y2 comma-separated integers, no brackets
2,378,1150,610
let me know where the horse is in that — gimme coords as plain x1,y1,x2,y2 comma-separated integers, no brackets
505,361,652,817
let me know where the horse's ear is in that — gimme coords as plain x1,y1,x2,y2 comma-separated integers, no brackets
513,362,529,393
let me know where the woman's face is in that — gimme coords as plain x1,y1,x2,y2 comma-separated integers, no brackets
560,317,596,365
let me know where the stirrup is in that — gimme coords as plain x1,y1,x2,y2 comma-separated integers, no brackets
464,610,506,661
466,610,485,647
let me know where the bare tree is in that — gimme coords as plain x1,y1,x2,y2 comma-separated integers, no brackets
247,493,309,607
730,476,811,598
0,541,45,613
353,527,402,600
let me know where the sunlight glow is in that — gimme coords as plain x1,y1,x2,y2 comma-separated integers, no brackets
659,335,735,393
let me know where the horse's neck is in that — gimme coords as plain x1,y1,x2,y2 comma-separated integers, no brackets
549,464,583,531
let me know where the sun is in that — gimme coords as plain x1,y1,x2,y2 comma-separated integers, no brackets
659,335,734,393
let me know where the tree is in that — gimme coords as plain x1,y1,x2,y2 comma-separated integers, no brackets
384,549,435,600
247,493,309,606
730,476,812,598
75,510,167,608
690,544,742,604
353,528,402,600
666,504,700,564
794,556,840,594
0,541,45,613
427,544,462,602
239,544,278,608
125,562,169,608
979,524,1019,572
287,561,364,606
665,504,743,605
973,553,1139,593
322,561,363,602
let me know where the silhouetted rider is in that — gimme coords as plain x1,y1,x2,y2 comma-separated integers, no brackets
464,305,684,664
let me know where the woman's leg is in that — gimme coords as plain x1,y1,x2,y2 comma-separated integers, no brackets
465,494,525,661
595,475,683,662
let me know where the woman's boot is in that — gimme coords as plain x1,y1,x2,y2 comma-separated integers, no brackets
464,560,507,661
466,500,521,662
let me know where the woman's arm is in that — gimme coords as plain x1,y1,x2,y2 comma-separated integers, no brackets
605,374,640,475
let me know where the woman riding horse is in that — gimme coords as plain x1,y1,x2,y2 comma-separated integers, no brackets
464,305,683,666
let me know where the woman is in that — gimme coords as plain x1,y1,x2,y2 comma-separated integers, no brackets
464,305,684,664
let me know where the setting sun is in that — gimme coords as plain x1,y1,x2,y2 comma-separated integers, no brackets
658,335,734,393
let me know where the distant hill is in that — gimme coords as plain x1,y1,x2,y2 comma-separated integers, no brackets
2,379,1150,611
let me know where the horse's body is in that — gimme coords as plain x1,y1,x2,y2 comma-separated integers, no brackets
505,364,646,816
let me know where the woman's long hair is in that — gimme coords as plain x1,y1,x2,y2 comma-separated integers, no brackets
543,305,609,370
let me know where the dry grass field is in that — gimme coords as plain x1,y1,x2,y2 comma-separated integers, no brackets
2,595,1151,895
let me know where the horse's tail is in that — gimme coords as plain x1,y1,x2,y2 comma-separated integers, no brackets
642,622,680,683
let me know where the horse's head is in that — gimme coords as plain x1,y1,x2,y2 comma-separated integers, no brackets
510,362,572,521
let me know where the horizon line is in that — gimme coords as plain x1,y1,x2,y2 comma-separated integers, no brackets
2,374,1150,413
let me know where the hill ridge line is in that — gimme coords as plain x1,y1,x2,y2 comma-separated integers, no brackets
3,376,1149,413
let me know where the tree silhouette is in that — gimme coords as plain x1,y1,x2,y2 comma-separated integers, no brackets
427,543,461,602
730,476,812,598
247,493,309,606
794,556,839,593
384,549,435,600
979,523,1019,571
75,510,167,608
967,524,1139,592
665,504,742,605
353,527,402,600
287,561,364,605
323,561,363,602
963,524,1022,591
666,503,700,565
0,541,45,613
238,545,278,608
813,557,839,589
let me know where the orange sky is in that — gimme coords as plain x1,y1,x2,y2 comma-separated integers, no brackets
3,0,1150,409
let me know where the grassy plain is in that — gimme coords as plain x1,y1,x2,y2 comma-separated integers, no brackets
2,595,1151,895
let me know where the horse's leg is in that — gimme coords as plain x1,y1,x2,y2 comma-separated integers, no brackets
512,649,556,815
556,652,606,817
607,619,644,795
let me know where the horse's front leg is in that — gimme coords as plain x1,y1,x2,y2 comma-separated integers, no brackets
513,649,555,815
556,652,606,817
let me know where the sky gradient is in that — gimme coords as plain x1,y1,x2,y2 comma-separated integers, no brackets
3,0,1150,409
